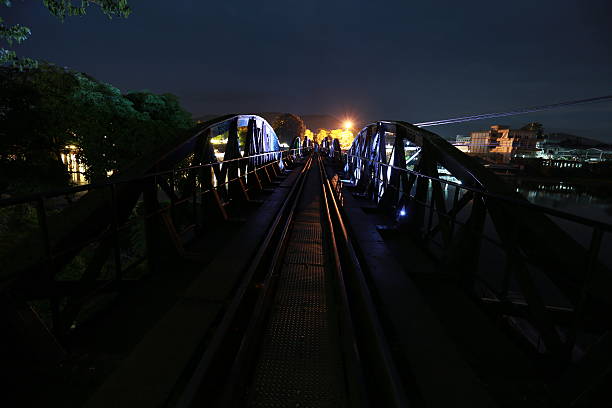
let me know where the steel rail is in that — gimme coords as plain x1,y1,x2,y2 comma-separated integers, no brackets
175,155,314,408
319,155,410,407
178,153,407,407
317,154,369,408
215,154,315,406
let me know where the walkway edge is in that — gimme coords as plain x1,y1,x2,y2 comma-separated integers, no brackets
341,189,497,407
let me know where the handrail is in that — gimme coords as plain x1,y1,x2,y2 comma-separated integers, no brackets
176,154,314,407
0,148,299,208
345,153,612,233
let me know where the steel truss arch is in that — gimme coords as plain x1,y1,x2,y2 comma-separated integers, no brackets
344,119,612,366
0,114,302,339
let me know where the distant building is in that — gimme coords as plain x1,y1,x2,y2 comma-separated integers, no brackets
454,127,612,165
454,135,471,153
539,133,612,162
467,125,540,163
60,144,87,185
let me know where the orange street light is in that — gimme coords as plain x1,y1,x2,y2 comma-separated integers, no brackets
343,120,353,129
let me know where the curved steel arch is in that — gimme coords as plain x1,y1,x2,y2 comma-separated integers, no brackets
344,120,612,360
155,114,283,173
345,121,487,198
289,134,314,157
1,114,294,332
318,137,342,162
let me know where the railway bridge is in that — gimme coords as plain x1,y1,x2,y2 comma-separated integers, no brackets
1,114,611,407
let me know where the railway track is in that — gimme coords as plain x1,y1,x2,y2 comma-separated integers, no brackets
176,153,407,407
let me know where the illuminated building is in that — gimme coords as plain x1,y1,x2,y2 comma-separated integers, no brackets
454,135,471,153
60,145,87,184
467,125,539,163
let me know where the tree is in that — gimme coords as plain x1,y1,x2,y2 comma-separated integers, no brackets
315,129,328,144
125,92,193,130
0,64,79,191
272,113,306,145
1,0,130,69
65,74,194,180
0,64,194,191
328,128,354,150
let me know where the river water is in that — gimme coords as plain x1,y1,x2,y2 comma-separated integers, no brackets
511,179,612,270
513,179,612,225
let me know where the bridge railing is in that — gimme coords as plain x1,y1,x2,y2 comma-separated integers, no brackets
0,147,304,336
345,153,612,232
344,151,612,359
0,148,299,208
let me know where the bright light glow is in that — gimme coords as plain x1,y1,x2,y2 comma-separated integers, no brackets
308,127,356,150
329,128,355,150
343,120,353,129
399,208,406,216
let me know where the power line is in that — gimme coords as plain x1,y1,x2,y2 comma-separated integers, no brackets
414,95,612,127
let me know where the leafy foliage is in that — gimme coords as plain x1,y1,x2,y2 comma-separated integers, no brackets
0,64,194,192
66,73,194,180
315,129,328,143
125,92,193,130
1,0,130,69
272,113,306,145
42,0,130,20
0,64,77,191
307,128,354,150
328,128,355,150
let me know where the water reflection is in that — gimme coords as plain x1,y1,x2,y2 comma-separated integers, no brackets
512,180,611,224
511,179,612,270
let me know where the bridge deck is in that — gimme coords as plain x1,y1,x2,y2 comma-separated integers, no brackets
83,169,304,408
248,158,346,407
18,151,604,407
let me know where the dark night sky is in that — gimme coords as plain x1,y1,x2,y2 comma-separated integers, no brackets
5,0,612,140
